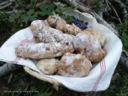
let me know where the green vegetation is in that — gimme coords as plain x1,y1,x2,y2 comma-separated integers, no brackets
8,1,74,31
116,15,128,51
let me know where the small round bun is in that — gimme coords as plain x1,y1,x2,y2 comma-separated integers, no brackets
73,31,105,63
37,59,59,75
57,53,92,77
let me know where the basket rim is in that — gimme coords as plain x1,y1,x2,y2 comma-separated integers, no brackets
24,66,61,87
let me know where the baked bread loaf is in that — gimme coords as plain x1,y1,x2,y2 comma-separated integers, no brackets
30,20,49,42
47,15,67,31
30,19,74,43
64,24,81,35
37,59,59,75
85,29,105,47
57,53,92,77
16,42,74,59
73,31,105,63
47,15,81,35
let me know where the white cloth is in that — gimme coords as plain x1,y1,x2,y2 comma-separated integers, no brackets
0,12,122,92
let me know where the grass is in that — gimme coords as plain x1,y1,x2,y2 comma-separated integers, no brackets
116,19,128,51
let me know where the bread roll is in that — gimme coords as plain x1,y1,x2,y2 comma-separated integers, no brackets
16,42,74,59
73,31,105,63
37,59,59,75
57,53,92,77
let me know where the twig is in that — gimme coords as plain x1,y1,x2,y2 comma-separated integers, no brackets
93,12,119,36
119,54,128,68
8,73,13,84
115,0,128,14
123,50,128,57
5,9,24,14
0,1,9,6
0,2,12,9
0,0,15,9
0,63,20,77
62,0,91,12
106,0,122,24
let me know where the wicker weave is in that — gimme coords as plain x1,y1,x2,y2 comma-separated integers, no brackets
24,66,61,90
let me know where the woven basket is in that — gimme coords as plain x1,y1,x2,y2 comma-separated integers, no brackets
23,10,118,90
24,66,60,90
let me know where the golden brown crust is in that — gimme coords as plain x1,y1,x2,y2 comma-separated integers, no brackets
47,15,81,35
30,20,50,42
64,24,81,34
57,53,92,77
37,59,59,75
73,31,105,63
84,29,105,47
30,19,74,44
47,15,67,31
16,42,74,59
